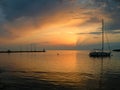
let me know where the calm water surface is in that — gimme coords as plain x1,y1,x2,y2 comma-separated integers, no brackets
0,50,120,90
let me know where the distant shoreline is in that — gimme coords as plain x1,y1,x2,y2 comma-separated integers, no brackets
112,49,120,52
0,50,46,53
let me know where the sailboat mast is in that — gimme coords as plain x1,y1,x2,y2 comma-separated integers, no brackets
102,19,104,53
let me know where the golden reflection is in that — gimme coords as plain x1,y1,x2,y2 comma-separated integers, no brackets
0,51,83,86
0,50,119,87
0,51,77,72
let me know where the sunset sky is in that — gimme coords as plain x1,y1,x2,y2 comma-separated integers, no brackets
0,0,120,50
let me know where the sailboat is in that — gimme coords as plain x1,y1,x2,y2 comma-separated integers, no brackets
89,19,111,57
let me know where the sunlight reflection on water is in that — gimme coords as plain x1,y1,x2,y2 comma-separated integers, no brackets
0,50,120,90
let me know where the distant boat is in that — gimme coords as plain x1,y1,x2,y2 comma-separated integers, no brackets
112,49,120,52
89,20,111,57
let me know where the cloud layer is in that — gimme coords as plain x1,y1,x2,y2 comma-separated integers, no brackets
0,0,120,49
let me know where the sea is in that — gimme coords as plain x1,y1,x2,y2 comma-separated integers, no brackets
0,50,120,90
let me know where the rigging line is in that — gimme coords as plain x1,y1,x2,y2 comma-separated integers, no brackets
104,0,111,53
104,26,111,52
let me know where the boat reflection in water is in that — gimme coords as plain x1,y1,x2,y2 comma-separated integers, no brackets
0,50,120,90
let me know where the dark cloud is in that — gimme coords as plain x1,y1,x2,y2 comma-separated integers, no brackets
0,8,6,23
95,0,120,30
75,0,120,31
0,0,119,30
0,0,70,38
109,30,120,34
114,0,120,3
76,32,101,35
0,0,66,21
77,30,120,35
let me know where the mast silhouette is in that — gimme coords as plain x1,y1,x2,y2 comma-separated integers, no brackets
89,19,111,57
102,19,104,53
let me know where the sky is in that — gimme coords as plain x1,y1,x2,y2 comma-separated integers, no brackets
0,0,120,50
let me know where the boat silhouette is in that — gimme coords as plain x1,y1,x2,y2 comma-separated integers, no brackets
89,20,111,57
